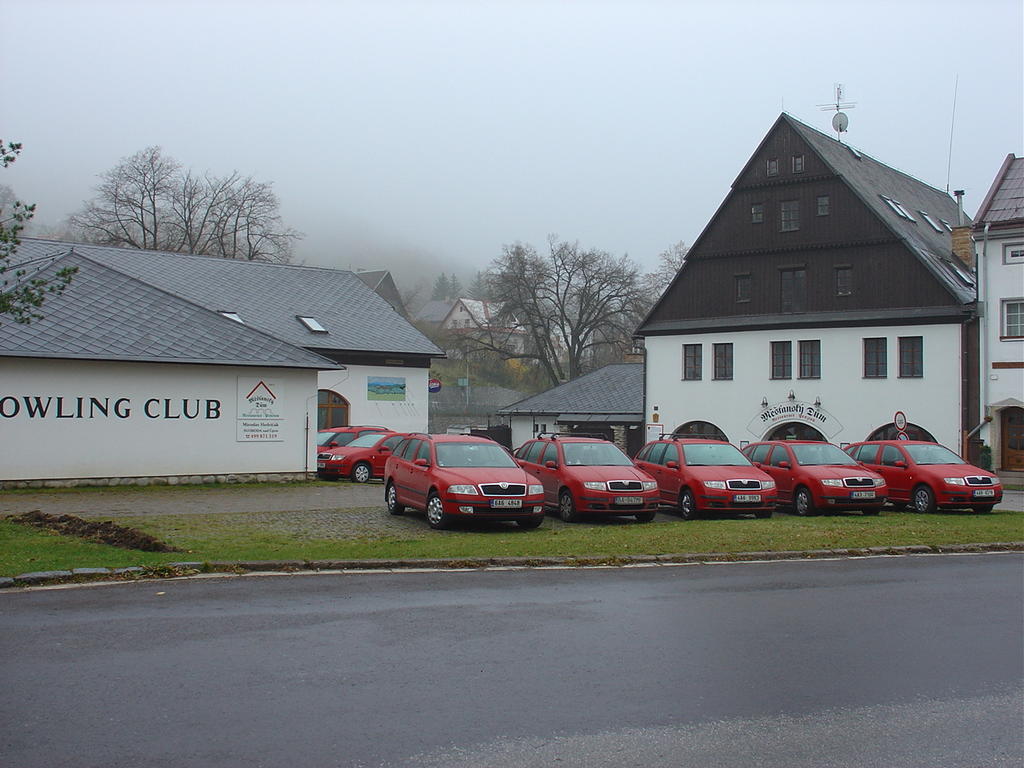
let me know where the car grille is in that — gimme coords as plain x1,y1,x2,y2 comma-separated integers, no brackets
965,476,993,486
479,483,526,496
727,479,762,490
844,477,875,487
608,480,643,492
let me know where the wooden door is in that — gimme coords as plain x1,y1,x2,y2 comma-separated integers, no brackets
1001,408,1024,471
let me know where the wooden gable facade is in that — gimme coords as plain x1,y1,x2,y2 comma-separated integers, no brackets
641,114,972,334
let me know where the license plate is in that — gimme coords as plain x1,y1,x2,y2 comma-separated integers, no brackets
490,498,522,508
317,462,325,469
614,496,644,505
734,494,762,503
973,489,995,498
851,491,876,499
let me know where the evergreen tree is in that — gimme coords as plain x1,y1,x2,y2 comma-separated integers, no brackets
431,273,451,301
447,274,463,299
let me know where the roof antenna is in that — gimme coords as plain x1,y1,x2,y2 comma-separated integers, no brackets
818,83,856,142
945,74,959,194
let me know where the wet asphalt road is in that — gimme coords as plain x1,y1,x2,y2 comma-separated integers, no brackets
1,553,1021,768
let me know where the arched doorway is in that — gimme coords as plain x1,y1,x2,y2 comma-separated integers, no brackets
865,423,936,442
318,389,350,429
765,422,826,441
672,420,728,441
1002,407,1024,470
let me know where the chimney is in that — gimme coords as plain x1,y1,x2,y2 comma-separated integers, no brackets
950,190,973,268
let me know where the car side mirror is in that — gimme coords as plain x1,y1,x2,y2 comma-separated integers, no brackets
327,441,338,448
545,460,557,469
379,446,391,453
894,460,906,468
753,461,763,468
778,461,790,469
414,457,429,467
666,460,678,469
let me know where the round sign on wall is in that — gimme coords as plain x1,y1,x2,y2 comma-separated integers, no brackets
896,430,910,441
427,378,442,393
894,411,907,431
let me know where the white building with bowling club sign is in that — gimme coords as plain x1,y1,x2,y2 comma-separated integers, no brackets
0,239,442,486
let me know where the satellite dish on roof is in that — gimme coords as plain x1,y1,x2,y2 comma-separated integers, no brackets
832,112,849,133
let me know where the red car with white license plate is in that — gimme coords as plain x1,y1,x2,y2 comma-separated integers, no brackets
514,436,659,523
742,441,886,516
317,432,406,482
384,434,545,530
845,440,1002,513
634,438,776,520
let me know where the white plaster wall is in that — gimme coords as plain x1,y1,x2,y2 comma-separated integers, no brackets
509,414,556,451
317,365,430,433
644,323,963,449
0,358,319,480
982,230,1024,406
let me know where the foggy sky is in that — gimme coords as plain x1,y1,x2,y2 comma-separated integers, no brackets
4,0,1022,290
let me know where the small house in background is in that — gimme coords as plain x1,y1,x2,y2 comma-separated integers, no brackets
439,298,528,356
972,154,1024,472
497,362,645,455
412,299,453,332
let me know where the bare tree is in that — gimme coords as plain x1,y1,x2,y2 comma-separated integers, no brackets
642,240,688,295
473,236,648,387
71,147,301,262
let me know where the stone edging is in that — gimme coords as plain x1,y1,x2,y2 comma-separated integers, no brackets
2,542,1022,589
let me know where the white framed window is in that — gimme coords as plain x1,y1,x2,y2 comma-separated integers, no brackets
766,158,779,177
880,195,916,222
1003,299,1024,338
780,200,800,232
219,311,244,324
297,316,328,333
792,155,805,173
918,211,944,232
1004,243,1024,265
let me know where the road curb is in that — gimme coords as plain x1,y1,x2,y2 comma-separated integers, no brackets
3,542,1022,590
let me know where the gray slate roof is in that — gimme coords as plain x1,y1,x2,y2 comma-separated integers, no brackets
413,299,453,324
497,363,642,417
974,154,1024,226
782,114,975,305
13,239,442,357
1,251,338,368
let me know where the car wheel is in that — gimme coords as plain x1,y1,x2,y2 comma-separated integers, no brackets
754,509,773,519
634,511,656,523
516,517,543,530
912,485,936,514
351,462,372,483
679,489,699,521
385,482,404,515
794,487,817,516
558,490,578,523
425,492,450,529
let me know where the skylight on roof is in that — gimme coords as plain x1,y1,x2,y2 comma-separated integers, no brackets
297,316,328,333
918,211,944,233
847,145,862,160
940,219,954,232
219,311,244,324
881,195,916,222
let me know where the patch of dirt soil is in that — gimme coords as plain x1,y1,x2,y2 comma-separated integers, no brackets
7,510,179,552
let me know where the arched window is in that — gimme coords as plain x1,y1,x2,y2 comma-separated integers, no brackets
765,422,826,441
865,423,935,442
318,389,349,429
672,421,728,441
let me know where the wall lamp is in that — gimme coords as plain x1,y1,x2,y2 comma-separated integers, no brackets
761,397,768,409
814,396,822,408
787,390,795,401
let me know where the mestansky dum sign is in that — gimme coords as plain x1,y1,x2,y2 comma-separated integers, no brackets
237,378,283,442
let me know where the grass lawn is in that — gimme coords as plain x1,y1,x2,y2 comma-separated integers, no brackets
2,507,1021,578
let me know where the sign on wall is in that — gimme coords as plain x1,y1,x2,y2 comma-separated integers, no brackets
237,378,283,442
746,400,844,439
368,376,406,402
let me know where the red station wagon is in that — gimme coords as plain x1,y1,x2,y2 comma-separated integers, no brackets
845,440,1003,513
635,438,777,520
742,441,887,516
384,434,546,530
514,435,660,523
317,432,407,482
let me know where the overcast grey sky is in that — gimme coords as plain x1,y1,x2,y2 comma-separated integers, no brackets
5,0,1022,285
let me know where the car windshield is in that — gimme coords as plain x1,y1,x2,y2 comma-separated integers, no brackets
347,433,385,448
435,442,518,468
681,443,751,466
904,444,966,465
561,442,633,466
317,431,357,447
790,443,859,466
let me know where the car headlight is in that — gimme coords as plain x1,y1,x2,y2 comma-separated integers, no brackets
821,479,844,487
447,484,478,495
528,484,544,495
761,480,776,490
943,477,966,486
704,480,726,490
873,478,885,487
583,481,606,491
641,481,658,491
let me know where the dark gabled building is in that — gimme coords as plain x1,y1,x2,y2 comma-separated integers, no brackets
637,113,977,452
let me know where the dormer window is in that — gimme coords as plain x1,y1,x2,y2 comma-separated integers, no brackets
792,155,805,173
766,158,779,177
219,311,244,324
297,316,328,333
